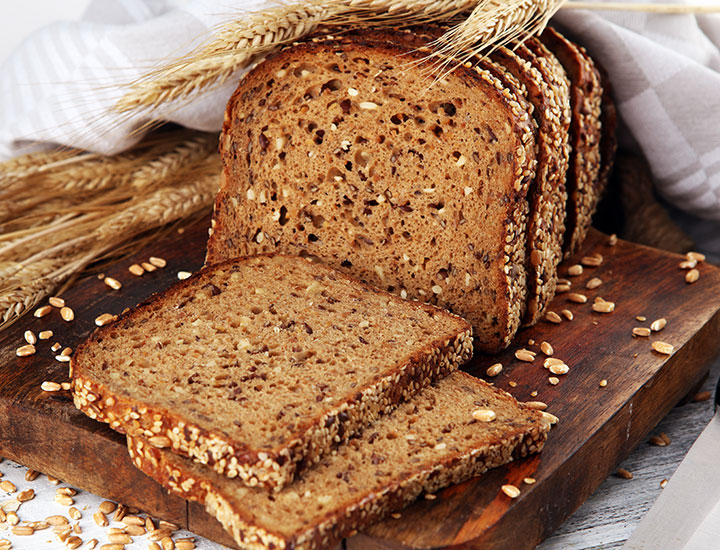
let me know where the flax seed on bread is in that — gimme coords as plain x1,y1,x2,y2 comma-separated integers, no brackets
127,371,551,550
205,34,536,353
71,254,472,491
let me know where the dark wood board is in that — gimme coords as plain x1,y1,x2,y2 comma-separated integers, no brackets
1,215,719,550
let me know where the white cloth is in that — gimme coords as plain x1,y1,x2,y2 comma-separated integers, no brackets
2,0,720,221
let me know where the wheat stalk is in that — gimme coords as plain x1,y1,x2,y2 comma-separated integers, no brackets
0,129,221,331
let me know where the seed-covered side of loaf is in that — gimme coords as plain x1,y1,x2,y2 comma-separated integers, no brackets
206,36,536,352
128,371,551,550
490,42,569,325
71,255,473,490
540,27,603,258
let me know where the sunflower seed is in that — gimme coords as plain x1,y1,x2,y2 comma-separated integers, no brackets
592,301,615,313
486,363,503,377
652,341,674,355
540,341,553,356
545,311,562,323
586,277,603,290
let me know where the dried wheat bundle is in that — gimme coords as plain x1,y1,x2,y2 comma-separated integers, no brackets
0,129,221,331
113,0,720,116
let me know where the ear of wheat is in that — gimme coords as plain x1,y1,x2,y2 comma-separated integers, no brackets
0,129,221,331
113,0,720,116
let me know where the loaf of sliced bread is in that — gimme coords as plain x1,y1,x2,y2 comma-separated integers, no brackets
128,371,551,550
206,34,537,352
71,254,473,490
540,27,604,257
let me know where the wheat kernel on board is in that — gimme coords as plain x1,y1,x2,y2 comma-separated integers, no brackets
599,379,608,387
608,233,618,245
38,330,53,340
55,355,71,363
515,349,535,362
568,292,587,304
177,271,192,280
616,468,633,479
16,344,36,357
23,330,37,345
592,301,615,313
16,489,34,502
142,261,157,272
549,364,569,375
11,525,34,536
693,391,711,402
524,477,536,485
685,268,699,283
636,316,646,322
679,259,697,269
567,264,583,276
104,276,122,290
525,401,548,410
60,306,74,321
556,283,571,293
0,480,17,493
649,435,667,447
652,341,674,355
686,251,705,262
24,469,39,481
633,327,651,337
501,484,520,499
34,305,52,317
48,296,65,308
149,256,167,268
45,515,68,526
41,381,61,392
561,309,574,321
128,263,145,276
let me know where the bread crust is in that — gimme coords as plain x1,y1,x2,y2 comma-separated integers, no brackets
71,254,473,491
127,371,550,550
540,27,603,258
206,33,536,352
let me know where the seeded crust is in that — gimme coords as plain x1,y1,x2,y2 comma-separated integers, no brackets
127,372,550,550
540,27,603,258
71,254,473,491
206,34,536,352
491,43,569,326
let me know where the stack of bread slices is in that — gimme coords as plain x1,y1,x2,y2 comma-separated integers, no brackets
70,24,614,550
72,255,551,550
207,25,616,352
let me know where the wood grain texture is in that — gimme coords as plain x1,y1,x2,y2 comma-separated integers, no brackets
1,216,719,550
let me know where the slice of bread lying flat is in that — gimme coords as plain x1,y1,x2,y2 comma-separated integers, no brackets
206,34,537,353
71,255,473,491
128,371,551,550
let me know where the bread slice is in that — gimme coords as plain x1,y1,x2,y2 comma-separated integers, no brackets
206,34,537,352
490,42,570,325
335,26,568,328
540,27,603,258
71,254,472,490
127,371,551,550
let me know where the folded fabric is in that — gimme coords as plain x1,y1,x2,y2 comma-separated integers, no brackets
2,0,720,221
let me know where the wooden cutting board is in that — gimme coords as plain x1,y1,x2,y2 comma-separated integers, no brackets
1,215,719,550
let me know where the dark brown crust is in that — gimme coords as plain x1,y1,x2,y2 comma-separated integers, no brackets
207,32,536,353
491,43,569,326
71,253,473,491
126,372,550,550
540,27,603,258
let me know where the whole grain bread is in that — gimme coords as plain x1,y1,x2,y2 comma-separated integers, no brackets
127,371,551,550
336,26,570,328
71,254,473,491
205,34,537,353
540,27,604,258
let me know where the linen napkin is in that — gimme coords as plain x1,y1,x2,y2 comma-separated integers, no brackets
1,0,720,224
